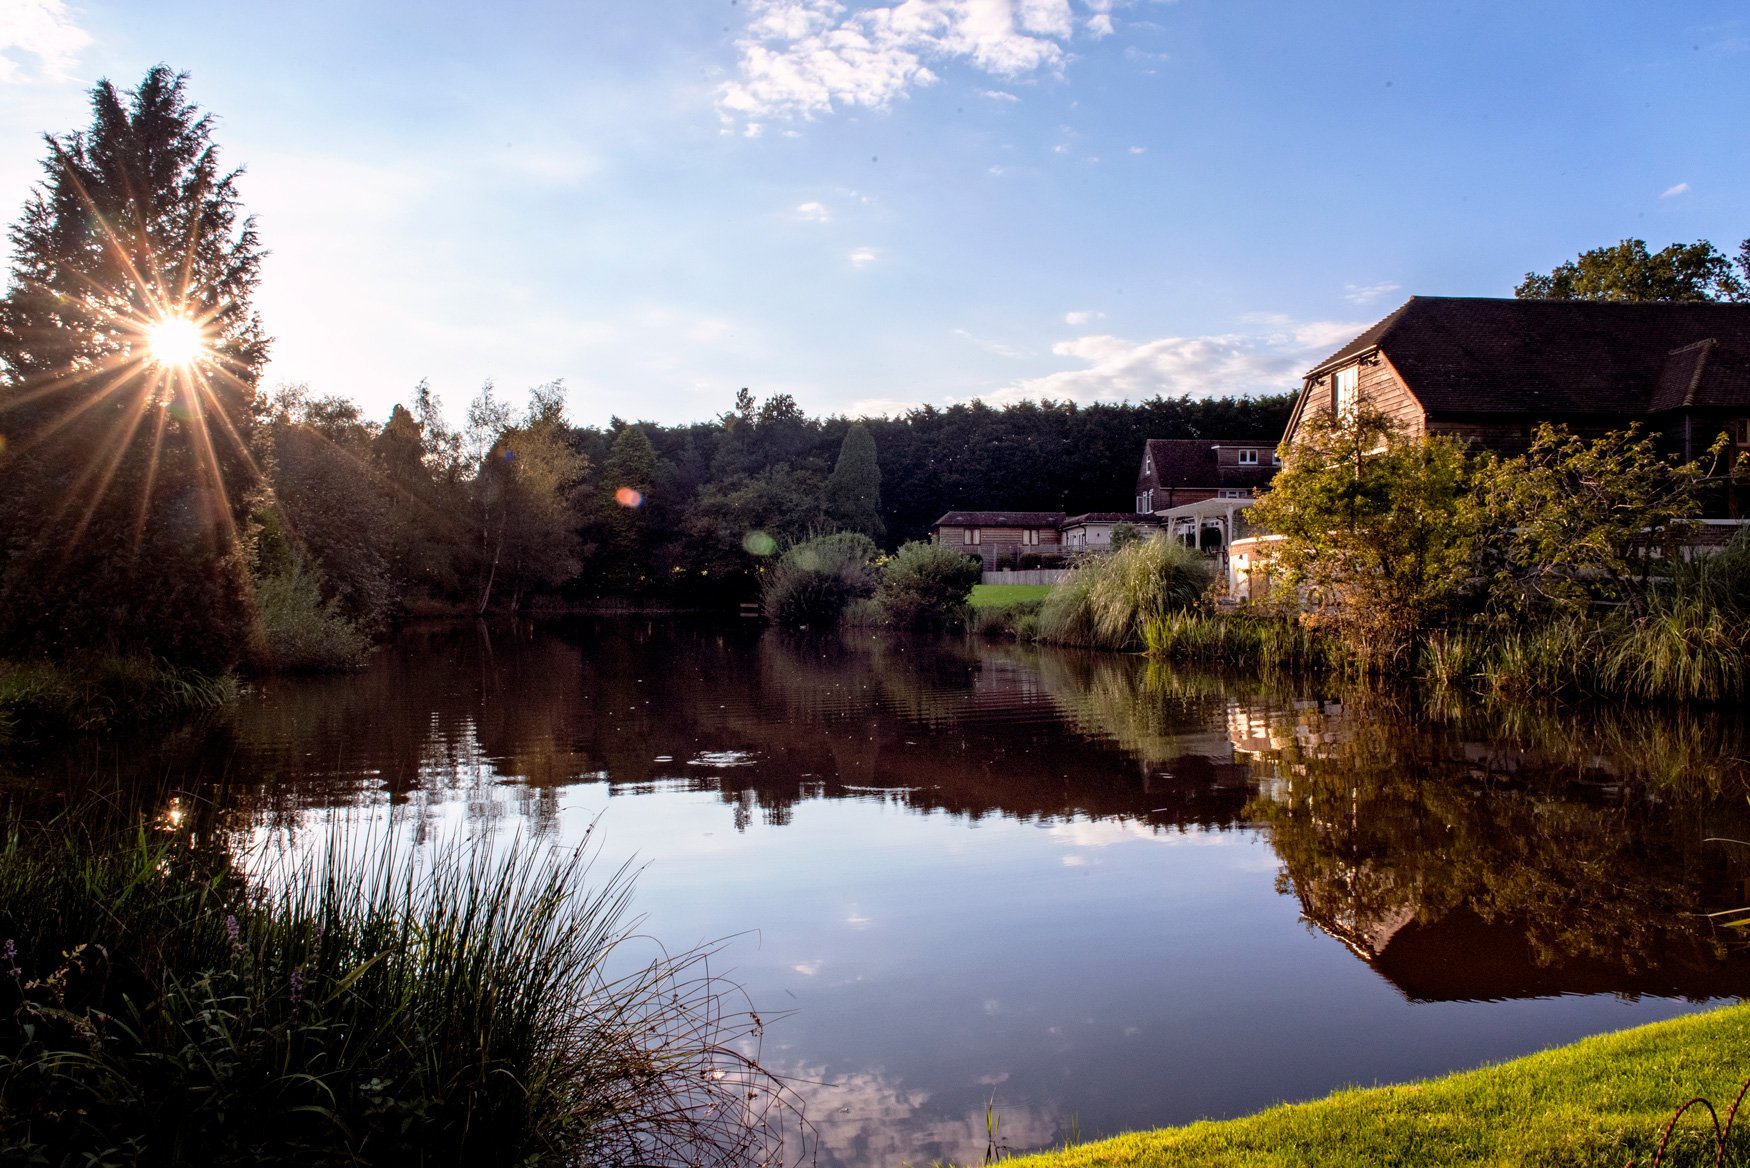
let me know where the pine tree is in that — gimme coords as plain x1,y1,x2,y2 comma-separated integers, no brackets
0,66,269,668
823,422,883,537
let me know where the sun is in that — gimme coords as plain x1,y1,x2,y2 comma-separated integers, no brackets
146,316,205,367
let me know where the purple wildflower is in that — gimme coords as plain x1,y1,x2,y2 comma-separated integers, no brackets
225,914,241,944
2,938,17,977
288,966,304,1005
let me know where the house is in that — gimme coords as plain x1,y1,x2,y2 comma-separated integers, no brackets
1284,297,1750,507
1134,438,1280,514
930,511,1065,565
1231,295,1750,598
1060,512,1160,552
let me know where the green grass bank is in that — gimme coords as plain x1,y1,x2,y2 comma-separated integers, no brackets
969,583,1054,608
1004,1004,1750,1168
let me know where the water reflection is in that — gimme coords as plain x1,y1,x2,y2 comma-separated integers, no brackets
20,619,1750,1168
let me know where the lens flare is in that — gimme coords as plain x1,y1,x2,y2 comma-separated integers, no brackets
742,530,777,556
615,487,643,508
146,316,204,367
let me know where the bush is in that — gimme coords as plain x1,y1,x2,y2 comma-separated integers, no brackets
760,531,879,628
254,558,371,671
0,657,237,742
0,821,799,1166
874,541,983,629
1038,537,1212,649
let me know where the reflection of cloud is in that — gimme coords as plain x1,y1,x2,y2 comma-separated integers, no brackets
792,961,822,975
0,0,90,82
782,1063,1062,1168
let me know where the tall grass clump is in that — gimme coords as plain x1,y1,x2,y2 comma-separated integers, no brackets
1140,609,1331,671
0,656,237,743
0,818,803,1166
760,531,878,628
1038,538,1211,650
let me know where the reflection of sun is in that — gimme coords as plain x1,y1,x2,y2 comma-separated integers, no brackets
146,316,204,367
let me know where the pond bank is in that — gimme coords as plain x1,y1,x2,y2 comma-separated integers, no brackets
1005,1003,1750,1168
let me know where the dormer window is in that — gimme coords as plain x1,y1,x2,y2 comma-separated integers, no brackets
1237,449,1259,465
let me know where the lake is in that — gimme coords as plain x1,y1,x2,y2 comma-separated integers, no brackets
61,619,1750,1166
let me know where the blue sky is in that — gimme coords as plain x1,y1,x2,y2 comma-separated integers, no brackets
2,1,1746,429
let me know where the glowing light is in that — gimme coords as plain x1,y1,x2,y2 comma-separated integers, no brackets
146,316,204,367
742,530,777,556
615,487,643,508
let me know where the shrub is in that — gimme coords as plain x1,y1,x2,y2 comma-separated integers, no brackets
1038,537,1212,649
874,541,983,629
254,557,371,671
760,531,879,628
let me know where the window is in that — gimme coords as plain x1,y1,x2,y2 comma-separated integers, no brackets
1334,366,1359,416
1023,528,1040,545
1144,455,1153,474
1237,448,1259,465
1218,488,1252,499
963,528,981,545
1272,450,1282,466
1732,419,1750,446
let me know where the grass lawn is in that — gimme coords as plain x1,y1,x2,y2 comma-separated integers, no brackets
1005,1004,1750,1168
969,584,1054,608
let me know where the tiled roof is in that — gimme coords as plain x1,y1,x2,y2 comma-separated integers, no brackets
1306,296,1750,416
932,511,1066,528
1143,438,1275,489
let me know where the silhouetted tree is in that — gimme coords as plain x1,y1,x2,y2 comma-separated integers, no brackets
823,422,883,536
0,65,268,668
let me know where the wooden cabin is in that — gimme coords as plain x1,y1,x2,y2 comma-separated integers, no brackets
930,511,1065,565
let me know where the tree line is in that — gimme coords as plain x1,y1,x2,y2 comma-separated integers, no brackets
0,66,1290,675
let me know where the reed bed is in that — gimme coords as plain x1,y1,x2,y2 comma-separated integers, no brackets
1037,539,1211,650
0,815,804,1166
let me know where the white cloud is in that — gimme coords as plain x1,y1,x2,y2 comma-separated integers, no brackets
1063,309,1102,324
848,245,878,267
980,87,1021,102
952,327,1031,358
1128,144,1146,154
0,0,90,82
1342,280,1401,305
720,0,1119,123
1660,181,1691,199
994,315,1367,406
795,199,830,221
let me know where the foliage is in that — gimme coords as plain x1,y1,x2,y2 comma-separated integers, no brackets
0,66,268,670
1037,537,1212,650
1516,236,1750,302
873,540,983,629
0,819,800,1167
1243,404,1480,670
760,531,879,627
823,422,883,537
1109,521,1143,550
473,383,589,614
1477,423,1720,620
251,548,370,672
1140,609,1332,671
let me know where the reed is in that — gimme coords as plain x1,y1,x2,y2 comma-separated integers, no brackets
0,816,801,1166
1037,539,1211,650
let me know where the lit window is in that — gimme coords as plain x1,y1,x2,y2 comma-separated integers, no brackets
963,528,981,545
1334,366,1359,416
1238,449,1259,465
1023,528,1039,545
1144,455,1153,474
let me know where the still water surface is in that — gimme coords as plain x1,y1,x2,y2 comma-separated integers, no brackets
171,621,1750,1164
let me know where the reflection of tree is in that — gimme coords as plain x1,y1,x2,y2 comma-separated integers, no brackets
1238,691,1750,996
